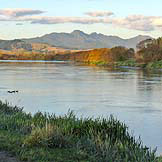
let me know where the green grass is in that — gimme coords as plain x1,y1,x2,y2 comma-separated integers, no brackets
88,59,162,70
145,61,162,69
0,101,160,161
87,59,143,68
88,61,109,66
115,59,139,67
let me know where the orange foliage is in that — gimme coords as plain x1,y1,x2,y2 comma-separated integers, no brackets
0,47,134,62
54,47,134,63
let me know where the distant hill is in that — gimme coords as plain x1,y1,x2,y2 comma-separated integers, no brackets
0,39,32,51
0,39,68,53
24,30,152,50
0,31,152,52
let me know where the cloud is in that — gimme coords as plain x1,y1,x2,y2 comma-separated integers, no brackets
0,8,162,32
85,11,114,17
0,16,9,21
108,15,162,31
152,18,162,27
30,16,103,24
0,8,45,17
16,23,23,25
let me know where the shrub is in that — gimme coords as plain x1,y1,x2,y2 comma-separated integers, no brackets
110,46,135,62
136,37,162,63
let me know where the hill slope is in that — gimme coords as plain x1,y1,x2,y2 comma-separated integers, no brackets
0,39,32,51
0,39,68,53
24,30,151,49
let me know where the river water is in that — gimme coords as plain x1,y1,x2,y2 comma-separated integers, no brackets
0,60,162,153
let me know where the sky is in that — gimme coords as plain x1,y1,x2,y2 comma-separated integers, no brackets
0,0,162,39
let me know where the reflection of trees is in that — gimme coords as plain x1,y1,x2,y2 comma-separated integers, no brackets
90,66,131,80
135,69,162,104
136,69,162,79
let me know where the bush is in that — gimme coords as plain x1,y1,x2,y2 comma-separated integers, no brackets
110,47,135,62
136,37,162,63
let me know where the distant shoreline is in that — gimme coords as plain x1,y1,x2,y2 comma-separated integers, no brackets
0,58,162,70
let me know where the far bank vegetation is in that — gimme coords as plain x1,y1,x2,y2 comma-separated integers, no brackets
1,37,162,69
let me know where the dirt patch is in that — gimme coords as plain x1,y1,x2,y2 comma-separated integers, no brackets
0,152,20,162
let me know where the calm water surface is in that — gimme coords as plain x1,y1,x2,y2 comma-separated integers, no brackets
0,60,162,153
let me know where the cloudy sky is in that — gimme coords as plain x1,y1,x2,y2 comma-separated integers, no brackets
0,0,162,39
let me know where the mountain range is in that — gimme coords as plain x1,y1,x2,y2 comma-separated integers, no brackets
0,30,152,51
24,30,151,49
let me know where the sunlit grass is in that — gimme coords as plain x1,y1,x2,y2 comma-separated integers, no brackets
0,101,159,161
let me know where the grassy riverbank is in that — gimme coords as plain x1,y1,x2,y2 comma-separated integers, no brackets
88,59,162,70
116,60,162,69
0,101,160,161
87,59,138,67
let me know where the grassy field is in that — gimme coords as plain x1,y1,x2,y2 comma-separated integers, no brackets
0,101,161,161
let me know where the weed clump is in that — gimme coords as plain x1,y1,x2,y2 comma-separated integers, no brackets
24,124,73,148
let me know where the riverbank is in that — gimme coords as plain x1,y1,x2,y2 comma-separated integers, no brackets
1,46,162,70
0,101,160,161
86,59,162,70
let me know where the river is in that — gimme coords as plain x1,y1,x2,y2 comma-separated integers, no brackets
0,60,162,154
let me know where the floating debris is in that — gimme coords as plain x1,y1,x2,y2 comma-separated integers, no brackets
7,90,19,93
